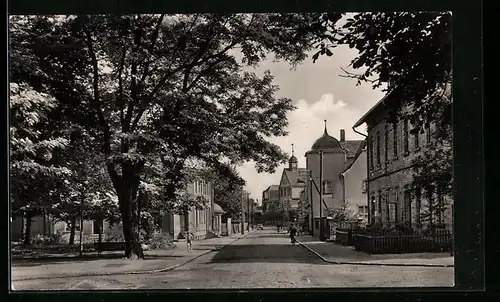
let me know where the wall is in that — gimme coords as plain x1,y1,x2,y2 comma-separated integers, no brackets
306,150,347,218
365,102,452,229
343,150,368,216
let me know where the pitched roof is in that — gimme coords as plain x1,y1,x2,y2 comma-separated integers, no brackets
265,185,280,192
343,139,367,172
283,168,308,186
340,140,365,158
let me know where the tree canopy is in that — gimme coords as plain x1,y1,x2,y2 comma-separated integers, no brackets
9,13,320,257
312,12,453,199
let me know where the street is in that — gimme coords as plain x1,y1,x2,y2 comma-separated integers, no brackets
12,228,454,290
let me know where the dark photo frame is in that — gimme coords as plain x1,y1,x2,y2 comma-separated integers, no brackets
5,0,485,301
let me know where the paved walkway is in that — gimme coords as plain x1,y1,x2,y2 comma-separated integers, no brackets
11,232,252,282
12,228,454,290
297,235,454,267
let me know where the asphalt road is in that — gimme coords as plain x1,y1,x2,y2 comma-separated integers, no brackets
12,228,454,290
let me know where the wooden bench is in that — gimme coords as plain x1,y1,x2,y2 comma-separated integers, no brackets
94,241,126,256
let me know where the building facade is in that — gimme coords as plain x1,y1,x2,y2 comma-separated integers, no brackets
338,142,369,222
262,185,280,213
305,124,364,238
161,177,218,240
353,91,452,231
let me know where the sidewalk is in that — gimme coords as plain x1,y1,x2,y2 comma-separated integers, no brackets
297,235,454,267
11,231,253,281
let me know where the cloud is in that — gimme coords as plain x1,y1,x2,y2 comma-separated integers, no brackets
238,93,377,204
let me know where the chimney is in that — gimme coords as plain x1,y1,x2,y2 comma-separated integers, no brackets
340,129,345,142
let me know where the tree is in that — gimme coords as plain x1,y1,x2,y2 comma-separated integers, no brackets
9,83,71,244
312,12,453,200
10,14,320,258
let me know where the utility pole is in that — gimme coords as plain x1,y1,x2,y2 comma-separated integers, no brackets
251,199,254,230
309,175,314,236
319,150,324,241
247,193,250,232
241,188,245,235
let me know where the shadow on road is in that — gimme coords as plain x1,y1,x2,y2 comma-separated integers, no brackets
210,243,326,264
12,253,186,267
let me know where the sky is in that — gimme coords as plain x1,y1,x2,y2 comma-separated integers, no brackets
237,45,387,205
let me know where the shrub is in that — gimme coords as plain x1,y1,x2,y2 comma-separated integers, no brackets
31,233,64,246
147,231,175,250
103,225,124,242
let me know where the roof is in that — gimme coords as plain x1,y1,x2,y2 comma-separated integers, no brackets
310,127,343,151
343,139,367,172
289,155,298,163
283,168,308,186
340,140,365,158
265,185,279,192
353,87,399,128
213,203,226,214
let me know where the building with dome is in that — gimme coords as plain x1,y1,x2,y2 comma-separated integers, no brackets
306,121,365,239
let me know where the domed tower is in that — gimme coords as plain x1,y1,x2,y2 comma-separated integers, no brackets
305,120,347,237
288,143,298,171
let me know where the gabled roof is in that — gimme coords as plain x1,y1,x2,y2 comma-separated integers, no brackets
340,140,365,158
282,168,308,187
265,185,279,192
353,86,400,128
343,139,367,172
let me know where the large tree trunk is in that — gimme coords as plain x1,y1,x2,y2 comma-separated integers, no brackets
23,212,32,246
117,163,145,259
69,216,77,245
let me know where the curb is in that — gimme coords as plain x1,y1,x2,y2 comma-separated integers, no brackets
12,230,258,282
299,242,454,268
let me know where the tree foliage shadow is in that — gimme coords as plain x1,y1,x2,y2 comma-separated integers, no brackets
209,244,326,264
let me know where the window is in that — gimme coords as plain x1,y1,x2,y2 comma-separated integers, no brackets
403,190,412,224
200,209,205,224
425,123,432,145
376,191,382,220
358,206,369,218
388,203,396,224
403,119,409,154
323,180,333,194
369,135,374,169
414,127,420,150
384,126,389,163
393,123,398,158
436,192,444,224
426,187,434,224
93,220,102,234
415,188,422,226
361,179,368,193
66,220,80,232
376,132,381,166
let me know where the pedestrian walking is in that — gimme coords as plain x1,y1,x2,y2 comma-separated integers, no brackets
289,223,298,245
186,231,194,252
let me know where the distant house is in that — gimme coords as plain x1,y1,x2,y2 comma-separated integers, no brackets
262,185,280,212
353,89,452,231
278,146,310,222
161,176,222,240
